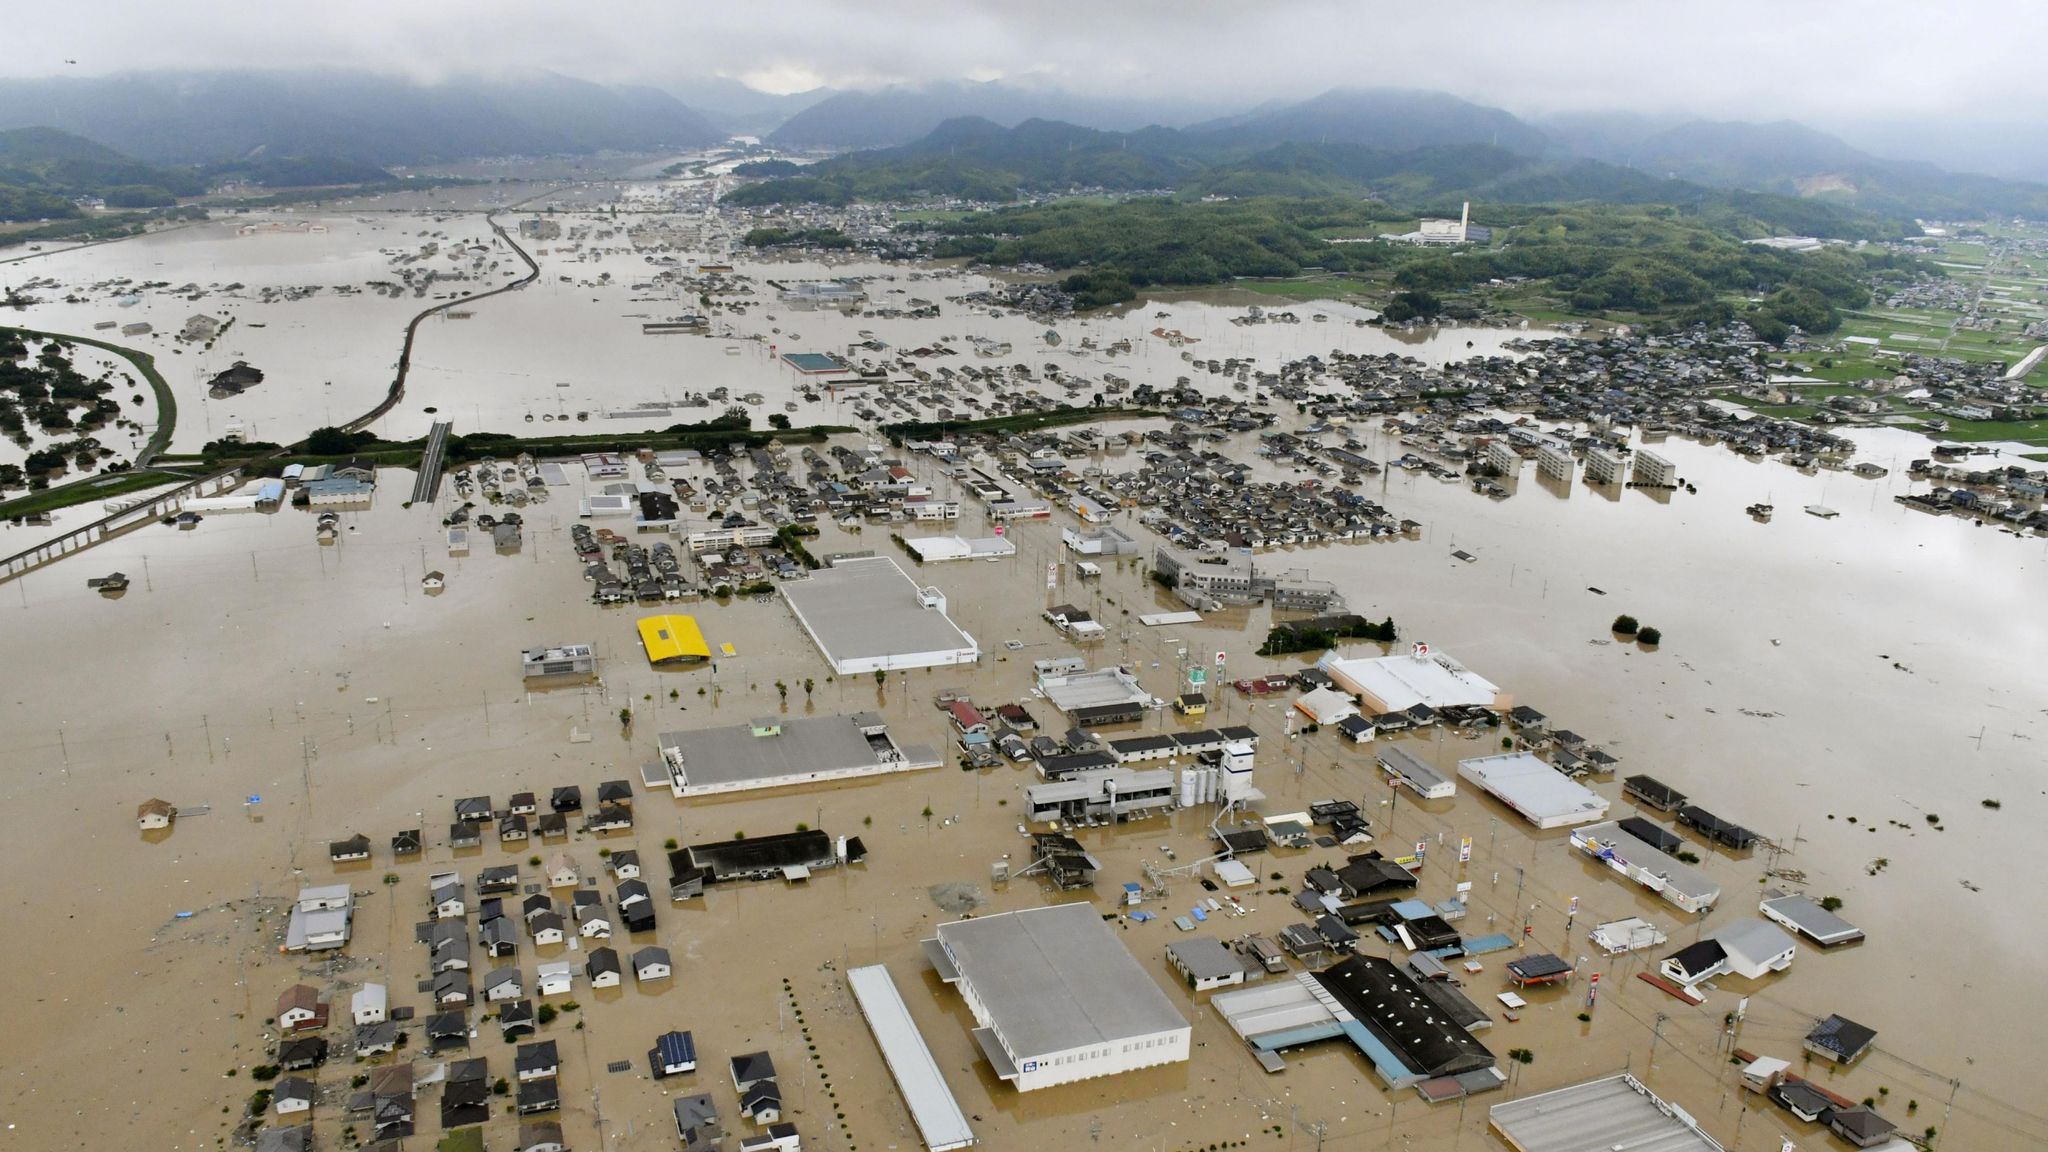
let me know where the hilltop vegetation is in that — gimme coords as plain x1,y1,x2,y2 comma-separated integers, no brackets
924,196,1930,337
0,127,206,220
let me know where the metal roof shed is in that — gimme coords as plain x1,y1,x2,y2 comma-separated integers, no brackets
1489,1073,1725,1152
846,965,975,1150
1759,890,1865,946
1376,746,1456,799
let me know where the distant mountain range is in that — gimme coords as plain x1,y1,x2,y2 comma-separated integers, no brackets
751,84,2048,221
1542,113,2048,220
0,70,724,167
724,115,1905,241
765,79,1232,150
1189,88,1552,157
3,68,2047,224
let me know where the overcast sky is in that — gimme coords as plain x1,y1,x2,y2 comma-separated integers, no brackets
5,0,2039,126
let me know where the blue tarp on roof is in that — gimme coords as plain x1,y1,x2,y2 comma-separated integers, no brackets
1389,899,1434,921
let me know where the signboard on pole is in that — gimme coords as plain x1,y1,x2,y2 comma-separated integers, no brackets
1458,836,1472,863
1414,838,1427,860
1214,650,1226,668
1046,562,1058,590
1568,896,1580,915
1188,668,1206,686
1587,972,1601,1007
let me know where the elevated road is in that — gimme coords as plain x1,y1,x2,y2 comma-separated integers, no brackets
412,421,453,504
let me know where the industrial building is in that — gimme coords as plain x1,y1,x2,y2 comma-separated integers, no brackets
902,536,1015,563
636,615,711,666
1037,666,1151,717
1488,1075,1724,1152
668,829,850,890
1211,957,1499,1094
846,965,976,1151
924,903,1190,1092
654,713,941,798
1152,547,1344,613
1317,648,1507,715
1062,526,1141,555
1569,820,1721,913
779,557,980,675
1024,766,1177,824
521,644,595,679
1458,753,1610,828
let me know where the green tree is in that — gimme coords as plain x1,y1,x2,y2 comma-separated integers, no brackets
1611,614,1639,636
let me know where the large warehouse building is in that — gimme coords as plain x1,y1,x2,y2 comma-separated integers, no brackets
1458,752,1610,829
654,713,941,798
780,557,980,675
1317,647,1508,714
1489,1075,1724,1152
924,903,1189,1091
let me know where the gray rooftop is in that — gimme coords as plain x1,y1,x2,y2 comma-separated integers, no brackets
1457,752,1610,825
1489,1074,1725,1152
778,557,978,672
1760,890,1864,945
658,714,939,793
1572,821,1722,907
932,903,1186,1060
1167,936,1247,982
1376,746,1452,791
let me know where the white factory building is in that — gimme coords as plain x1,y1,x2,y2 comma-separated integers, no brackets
779,557,980,675
1317,646,1508,715
924,903,1189,1092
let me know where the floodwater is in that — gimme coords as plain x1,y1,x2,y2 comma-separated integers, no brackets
2,198,2046,1151
4,200,1546,458
2,422,2044,1151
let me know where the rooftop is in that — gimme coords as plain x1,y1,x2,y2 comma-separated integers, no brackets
1166,936,1247,983
778,557,979,674
846,965,976,1152
1760,890,1865,945
657,713,938,795
1488,1074,1725,1152
636,615,710,666
1458,752,1610,827
1319,649,1501,712
930,902,1186,1060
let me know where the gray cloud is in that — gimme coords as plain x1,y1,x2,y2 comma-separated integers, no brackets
6,0,2039,127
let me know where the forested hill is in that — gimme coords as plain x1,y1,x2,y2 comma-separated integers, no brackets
919,196,1932,342
0,127,205,220
722,116,1903,242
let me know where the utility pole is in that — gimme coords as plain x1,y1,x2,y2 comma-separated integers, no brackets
1649,1013,1670,1070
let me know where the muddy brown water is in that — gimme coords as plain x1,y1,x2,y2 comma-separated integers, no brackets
2,430,2043,1151
3,198,2044,1149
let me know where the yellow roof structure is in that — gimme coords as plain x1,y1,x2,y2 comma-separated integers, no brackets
636,614,711,666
